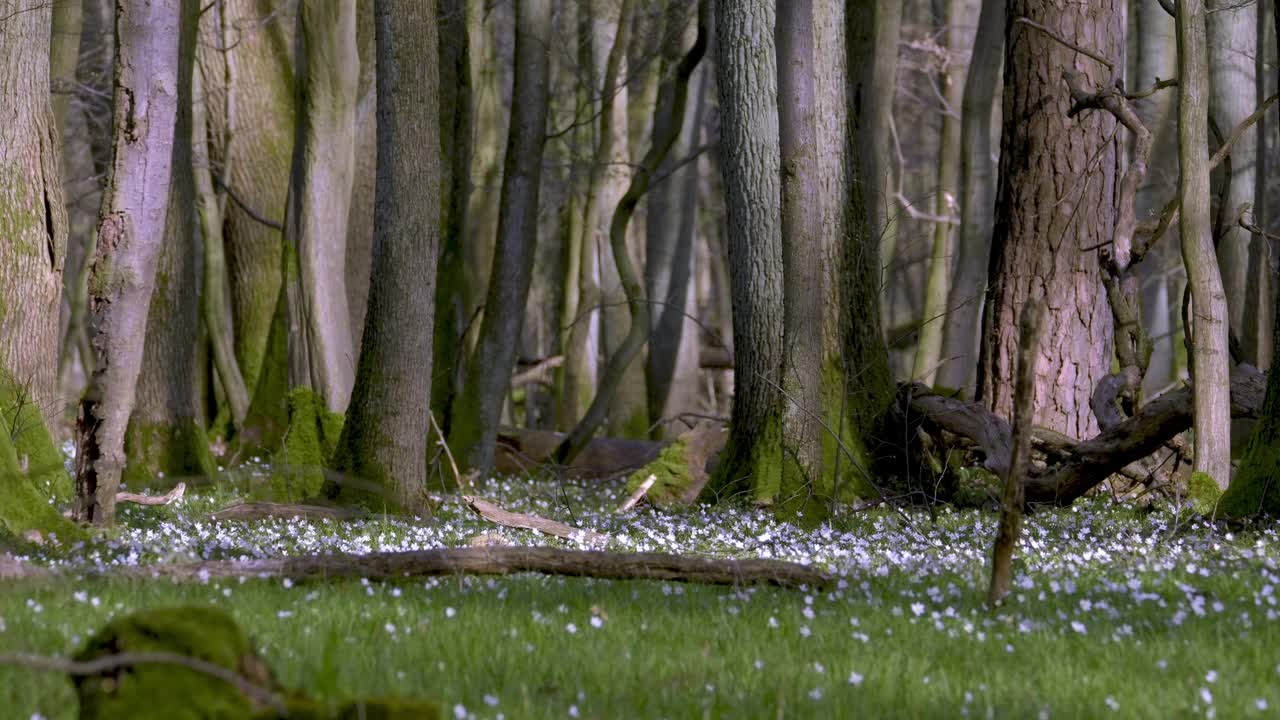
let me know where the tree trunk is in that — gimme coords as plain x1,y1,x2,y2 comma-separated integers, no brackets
75,0,183,526
709,0,785,502
1178,0,1233,488
463,1,507,339
937,0,1002,396
123,0,214,485
430,0,473,431
913,0,978,387
0,0,68,429
346,0,376,359
646,13,707,438
329,0,440,512
977,0,1120,441
196,0,294,411
850,1,902,271
449,0,553,475
1207,0,1261,364
282,0,359,413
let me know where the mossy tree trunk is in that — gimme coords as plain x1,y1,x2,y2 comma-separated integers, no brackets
124,0,215,487
1178,0,1233,488
449,0,553,476
75,0,183,526
282,0,359,414
430,0,473,433
329,0,440,512
977,0,1120,441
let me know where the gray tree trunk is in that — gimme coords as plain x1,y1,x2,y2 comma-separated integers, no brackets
1177,0,1233,487
75,0,183,526
851,0,902,271
977,0,1120,441
283,0,359,413
330,0,440,511
449,0,553,475
123,0,214,484
346,0,376,357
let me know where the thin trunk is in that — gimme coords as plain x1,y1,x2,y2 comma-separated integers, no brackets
464,1,507,332
1178,0,1233,487
123,0,213,485
346,0,376,357
1208,0,1260,364
282,0,358,412
449,0,553,475
913,0,978,386
977,0,1120,441
852,0,903,273
708,0,785,501
75,0,183,526
937,0,1003,396
330,0,440,512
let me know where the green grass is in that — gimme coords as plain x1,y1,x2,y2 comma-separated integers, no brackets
1,471,1279,719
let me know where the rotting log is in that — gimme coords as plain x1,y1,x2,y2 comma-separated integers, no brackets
127,546,830,588
905,363,1267,507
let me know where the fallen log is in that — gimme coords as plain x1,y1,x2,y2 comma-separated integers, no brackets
116,482,186,506
127,546,830,589
907,364,1267,507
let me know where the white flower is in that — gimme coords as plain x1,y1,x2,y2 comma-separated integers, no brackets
1070,621,1087,635
754,659,765,671
1205,670,1218,683
565,623,578,634
484,694,499,707
1105,696,1119,711
799,625,811,638
568,705,580,718
445,607,456,618
808,688,824,701
848,672,863,687
590,616,604,629
453,704,467,720
911,603,925,617
1200,688,1213,705
1256,699,1268,711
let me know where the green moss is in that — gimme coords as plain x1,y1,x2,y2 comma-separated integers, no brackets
264,388,344,502
625,441,691,509
0,378,82,540
705,409,783,506
122,418,217,488
74,606,278,719
1219,397,1280,517
1186,471,1223,515
239,287,291,456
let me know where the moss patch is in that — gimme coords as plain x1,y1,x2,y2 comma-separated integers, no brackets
266,388,344,502
0,378,81,540
123,418,217,489
1186,471,1223,515
1219,392,1280,518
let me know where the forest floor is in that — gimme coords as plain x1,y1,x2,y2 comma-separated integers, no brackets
2,468,1279,719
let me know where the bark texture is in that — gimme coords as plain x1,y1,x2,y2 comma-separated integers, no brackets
449,0,553,475
1177,0,1233,487
76,0,183,525
283,0,359,413
977,1,1120,440
0,0,68,427
329,0,440,512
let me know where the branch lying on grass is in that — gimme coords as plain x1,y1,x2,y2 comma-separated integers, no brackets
618,474,656,513
127,546,832,589
0,651,285,714
463,495,609,545
116,482,186,506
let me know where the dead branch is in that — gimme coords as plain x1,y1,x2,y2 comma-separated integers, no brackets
512,355,564,388
618,474,656,512
463,495,609,545
126,546,831,589
115,482,186,506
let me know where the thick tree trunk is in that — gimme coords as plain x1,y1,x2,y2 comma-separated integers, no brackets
282,0,359,413
123,0,214,485
329,0,440,512
709,0,785,502
196,0,294,410
449,0,552,475
977,1,1120,441
0,0,68,428
1178,0,1233,487
913,0,979,387
1208,0,1261,364
75,0,183,526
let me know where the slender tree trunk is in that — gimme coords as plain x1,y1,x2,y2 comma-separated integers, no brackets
346,0,376,358
977,0,1119,441
1178,0,1233,487
329,0,439,512
464,1,507,334
709,0,785,501
449,0,553,475
123,0,214,485
1208,0,1260,363
75,0,183,526
913,0,978,386
851,1,903,271
430,0,473,431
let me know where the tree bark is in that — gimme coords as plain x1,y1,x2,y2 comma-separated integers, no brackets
0,0,68,428
1178,0,1234,488
328,0,440,512
123,0,214,485
282,0,359,413
977,1,1120,441
708,0,785,502
1207,0,1261,364
449,0,553,476
75,0,183,526
850,0,903,270
346,0,376,360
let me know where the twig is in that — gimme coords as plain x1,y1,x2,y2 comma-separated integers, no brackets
428,411,469,491
0,651,286,714
115,483,186,506
617,474,656,513
463,495,609,545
